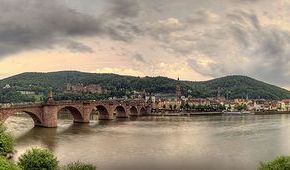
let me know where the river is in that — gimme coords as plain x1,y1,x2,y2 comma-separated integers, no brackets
5,114,290,170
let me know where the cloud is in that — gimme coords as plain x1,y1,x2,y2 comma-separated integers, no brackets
138,7,290,85
132,53,147,63
188,10,290,85
0,0,102,57
106,0,140,19
66,41,94,53
0,0,143,58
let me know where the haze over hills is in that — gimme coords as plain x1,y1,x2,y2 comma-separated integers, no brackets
0,71,289,103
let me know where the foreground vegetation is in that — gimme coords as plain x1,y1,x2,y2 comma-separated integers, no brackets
0,71,289,103
0,123,96,170
62,162,97,170
258,156,290,170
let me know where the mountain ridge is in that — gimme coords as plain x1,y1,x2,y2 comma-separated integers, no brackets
0,71,289,102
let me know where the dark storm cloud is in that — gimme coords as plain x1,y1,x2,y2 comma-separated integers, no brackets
107,0,140,18
102,0,142,42
0,0,142,57
0,0,102,57
105,20,143,42
66,41,94,53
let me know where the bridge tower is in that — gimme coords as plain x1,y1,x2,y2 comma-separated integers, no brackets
176,77,182,100
47,88,54,102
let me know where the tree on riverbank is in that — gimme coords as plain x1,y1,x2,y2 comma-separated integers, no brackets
0,123,14,157
0,156,19,170
258,155,290,170
18,148,58,170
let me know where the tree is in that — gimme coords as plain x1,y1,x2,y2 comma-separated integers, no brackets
258,155,290,170
227,105,232,111
180,104,184,110
184,103,190,111
234,104,247,111
31,96,38,102
0,156,19,170
18,148,58,170
216,104,226,112
0,123,14,157
191,104,196,111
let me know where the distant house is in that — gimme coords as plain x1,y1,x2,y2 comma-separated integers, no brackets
3,84,11,89
18,91,35,95
65,83,106,94
278,99,290,111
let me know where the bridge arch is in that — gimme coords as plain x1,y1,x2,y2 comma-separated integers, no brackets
140,107,147,116
3,110,42,127
57,106,83,123
95,105,110,120
129,106,138,116
114,105,127,118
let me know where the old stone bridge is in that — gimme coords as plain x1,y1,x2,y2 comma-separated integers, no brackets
0,99,151,128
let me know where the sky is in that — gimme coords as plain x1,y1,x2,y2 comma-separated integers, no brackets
0,0,290,88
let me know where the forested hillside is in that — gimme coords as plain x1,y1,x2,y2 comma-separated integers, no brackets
0,71,289,103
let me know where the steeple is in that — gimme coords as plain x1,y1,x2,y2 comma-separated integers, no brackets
176,77,181,100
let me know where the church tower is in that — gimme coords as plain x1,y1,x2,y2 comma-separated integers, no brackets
176,77,182,100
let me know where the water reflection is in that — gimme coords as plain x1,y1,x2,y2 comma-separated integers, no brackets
4,114,290,170
16,127,58,151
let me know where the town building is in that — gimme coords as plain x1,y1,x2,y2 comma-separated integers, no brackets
65,83,106,94
18,91,35,95
3,84,11,89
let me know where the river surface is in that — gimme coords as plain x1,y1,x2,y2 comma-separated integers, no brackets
5,114,290,170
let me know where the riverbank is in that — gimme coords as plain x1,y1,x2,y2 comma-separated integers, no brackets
254,111,290,115
148,112,223,116
149,111,290,116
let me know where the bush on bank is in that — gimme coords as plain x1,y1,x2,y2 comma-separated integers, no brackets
0,156,19,170
62,161,97,170
17,148,58,170
17,148,97,170
0,123,15,157
258,155,290,170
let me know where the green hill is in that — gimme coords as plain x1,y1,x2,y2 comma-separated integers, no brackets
0,71,289,103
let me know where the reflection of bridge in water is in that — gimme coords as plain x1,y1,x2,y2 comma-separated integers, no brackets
0,99,151,128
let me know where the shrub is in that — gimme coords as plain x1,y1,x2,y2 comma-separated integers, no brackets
18,148,58,170
63,161,96,170
258,155,290,170
0,123,14,156
0,156,19,170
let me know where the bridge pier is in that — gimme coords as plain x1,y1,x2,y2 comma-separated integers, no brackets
74,104,91,123
41,104,58,128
